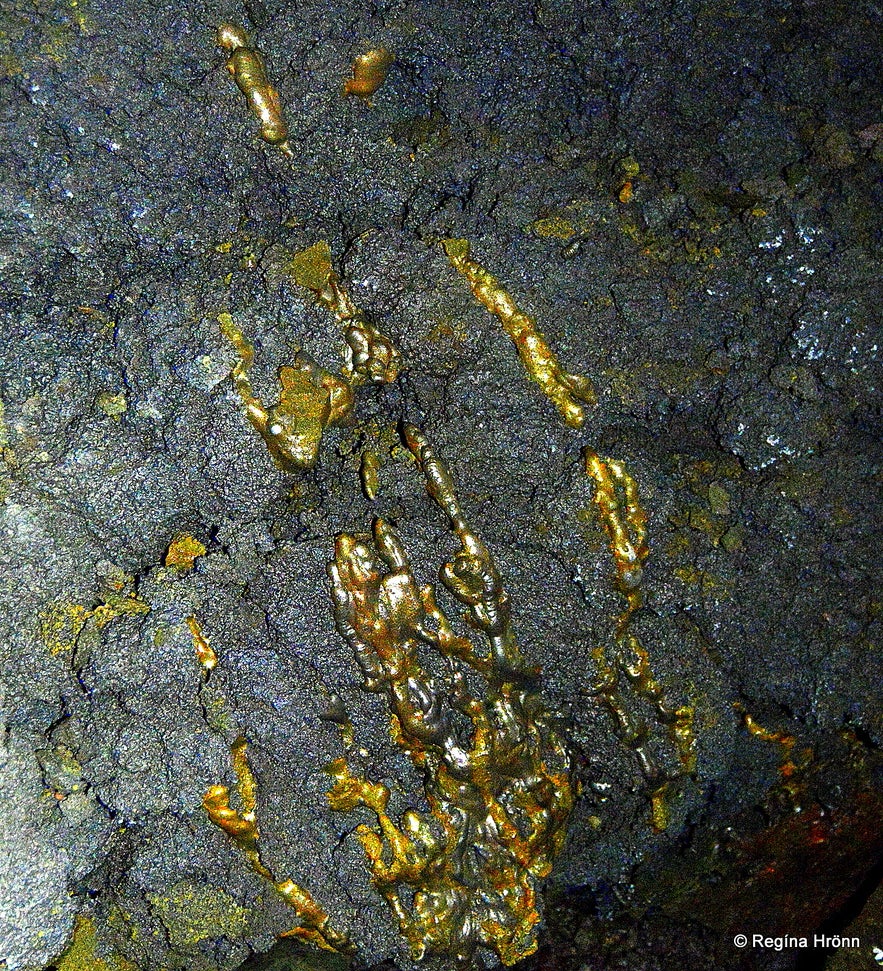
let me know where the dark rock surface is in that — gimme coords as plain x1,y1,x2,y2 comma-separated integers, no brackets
1,0,881,969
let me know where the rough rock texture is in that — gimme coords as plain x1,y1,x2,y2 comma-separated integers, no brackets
1,1,881,970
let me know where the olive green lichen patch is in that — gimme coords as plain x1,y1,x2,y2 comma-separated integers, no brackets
95,391,128,418
37,743,84,797
528,215,577,240
666,456,745,553
243,939,352,971
146,880,249,949
0,399,9,450
524,198,597,240
55,915,139,971
38,576,150,656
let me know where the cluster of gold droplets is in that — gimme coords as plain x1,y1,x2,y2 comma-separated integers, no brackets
438,242,697,833
203,19,696,967
325,424,574,965
215,22,394,156
209,244,581,961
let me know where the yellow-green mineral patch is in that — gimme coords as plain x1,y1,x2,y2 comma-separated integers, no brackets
164,533,207,571
55,915,139,971
524,198,597,240
39,582,150,656
289,240,334,293
146,880,249,949
96,391,128,419
527,215,576,239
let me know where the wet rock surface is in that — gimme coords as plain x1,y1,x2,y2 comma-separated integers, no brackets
1,0,881,969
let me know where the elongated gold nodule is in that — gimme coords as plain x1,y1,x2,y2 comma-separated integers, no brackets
217,24,291,152
204,739,351,952
442,238,595,428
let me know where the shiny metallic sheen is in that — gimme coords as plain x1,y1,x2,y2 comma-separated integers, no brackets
217,23,290,151
327,426,574,965
442,238,595,428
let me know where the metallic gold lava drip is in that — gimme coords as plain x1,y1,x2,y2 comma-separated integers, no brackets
217,24,291,154
441,238,595,428
204,739,351,952
585,451,696,831
289,240,401,386
359,448,381,499
343,48,394,100
186,615,217,671
584,452,648,628
326,425,574,965
218,312,354,470
217,240,402,468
